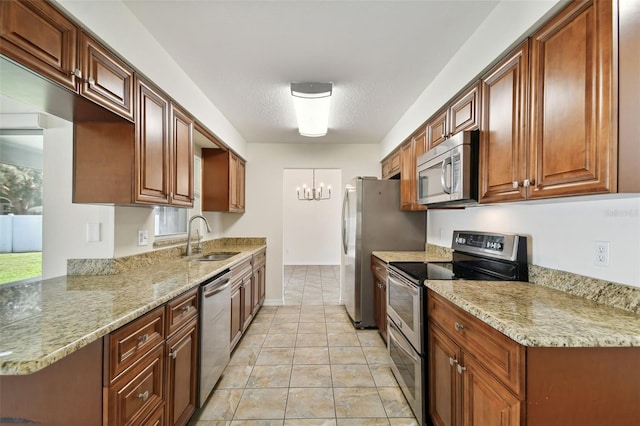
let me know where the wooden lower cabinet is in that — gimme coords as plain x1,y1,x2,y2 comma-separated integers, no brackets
428,291,640,426
230,282,243,350
371,255,388,343
230,252,267,352
165,318,199,426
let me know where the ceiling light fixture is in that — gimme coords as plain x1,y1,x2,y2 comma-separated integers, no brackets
290,82,332,137
296,169,331,201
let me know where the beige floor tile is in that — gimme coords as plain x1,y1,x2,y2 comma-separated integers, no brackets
278,306,302,314
296,333,328,347
273,313,300,323
329,347,367,365
388,419,419,426
230,420,283,426
330,365,376,388
245,322,271,335
188,421,231,426
237,334,267,349
263,333,297,348
234,388,288,420
356,331,386,347
336,419,390,426
298,322,328,334
255,348,295,365
300,312,325,323
195,388,243,420
327,332,360,347
285,387,335,419
326,322,357,333
363,346,390,365
369,366,399,387
334,388,386,418
229,347,260,366
217,366,253,389
284,419,336,426
290,364,333,387
247,365,292,388
269,322,299,334
293,347,330,365
377,387,414,418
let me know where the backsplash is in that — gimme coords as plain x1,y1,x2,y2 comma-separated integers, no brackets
68,237,267,276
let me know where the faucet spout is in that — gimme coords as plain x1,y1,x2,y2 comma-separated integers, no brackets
186,214,212,256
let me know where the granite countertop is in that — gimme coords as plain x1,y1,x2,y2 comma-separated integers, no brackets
0,241,266,375
427,279,640,348
372,250,452,263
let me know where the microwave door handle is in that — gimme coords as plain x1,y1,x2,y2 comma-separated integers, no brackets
441,156,452,194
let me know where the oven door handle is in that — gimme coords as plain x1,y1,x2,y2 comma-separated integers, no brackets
389,320,419,362
441,156,452,194
388,272,420,296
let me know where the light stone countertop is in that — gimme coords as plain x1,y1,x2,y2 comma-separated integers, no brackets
0,242,266,375
372,248,640,348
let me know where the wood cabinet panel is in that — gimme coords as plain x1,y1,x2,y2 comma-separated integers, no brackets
170,103,194,207
108,343,164,426
479,41,529,203
0,0,78,90
429,323,461,426
381,148,401,179
371,255,388,343
79,32,134,121
400,129,427,211
135,77,170,204
528,0,615,198
230,285,242,350
427,110,448,149
202,149,246,213
165,318,198,426
108,306,165,381
166,287,198,337
450,84,480,136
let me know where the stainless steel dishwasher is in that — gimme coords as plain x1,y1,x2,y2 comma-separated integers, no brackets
199,269,232,406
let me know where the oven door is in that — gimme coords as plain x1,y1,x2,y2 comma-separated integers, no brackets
389,318,424,425
387,268,422,352
417,148,452,205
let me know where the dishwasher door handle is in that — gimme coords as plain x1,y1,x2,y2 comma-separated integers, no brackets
204,279,231,298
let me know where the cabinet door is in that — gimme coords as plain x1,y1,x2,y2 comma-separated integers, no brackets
166,318,198,426
400,140,414,210
237,157,246,211
242,276,254,331
135,78,170,204
0,0,78,90
429,324,461,426
427,110,448,149
229,153,239,210
170,103,194,207
381,149,401,179
450,84,480,136
230,286,242,350
479,41,529,203
528,0,615,198
461,355,521,426
79,32,134,121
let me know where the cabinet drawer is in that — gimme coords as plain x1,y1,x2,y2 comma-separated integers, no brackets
253,249,266,268
166,288,199,337
108,306,165,380
428,291,525,397
232,258,253,280
107,343,164,426
371,256,388,281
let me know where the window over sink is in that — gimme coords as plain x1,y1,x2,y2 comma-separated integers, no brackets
154,206,188,237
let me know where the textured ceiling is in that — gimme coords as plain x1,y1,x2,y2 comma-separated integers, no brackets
122,0,499,145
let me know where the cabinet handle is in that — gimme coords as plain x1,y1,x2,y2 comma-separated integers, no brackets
86,77,95,86
454,322,464,331
449,357,458,366
138,390,149,401
457,364,467,374
181,305,192,313
137,333,149,344
71,68,82,78
523,179,535,187
168,350,177,359
512,181,522,189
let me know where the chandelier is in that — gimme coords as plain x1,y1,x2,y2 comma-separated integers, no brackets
296,169,332,201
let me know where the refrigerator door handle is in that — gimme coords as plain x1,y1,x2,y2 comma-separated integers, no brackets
342,187,349,255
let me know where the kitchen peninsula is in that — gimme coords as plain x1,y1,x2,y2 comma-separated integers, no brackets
0,238,266,425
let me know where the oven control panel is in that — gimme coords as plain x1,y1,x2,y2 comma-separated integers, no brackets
452,231,525,262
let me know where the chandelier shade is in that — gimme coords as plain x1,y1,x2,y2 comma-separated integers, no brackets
290,82,332,137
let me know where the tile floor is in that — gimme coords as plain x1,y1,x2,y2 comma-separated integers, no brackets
189,265,418,426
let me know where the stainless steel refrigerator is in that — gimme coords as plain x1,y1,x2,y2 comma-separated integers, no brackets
340,177,426,328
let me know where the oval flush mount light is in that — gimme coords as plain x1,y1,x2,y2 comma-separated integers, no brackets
290,82,333,137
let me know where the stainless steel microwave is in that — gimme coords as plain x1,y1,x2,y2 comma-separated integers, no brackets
416,130,479,206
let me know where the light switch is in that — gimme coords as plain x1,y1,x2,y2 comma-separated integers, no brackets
87,223,101,242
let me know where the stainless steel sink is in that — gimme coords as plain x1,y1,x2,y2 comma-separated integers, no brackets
194,252,240,261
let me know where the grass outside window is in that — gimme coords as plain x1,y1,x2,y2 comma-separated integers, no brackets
0,252,42,285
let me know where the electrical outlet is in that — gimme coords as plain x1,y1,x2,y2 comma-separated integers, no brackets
138,230,148,246
594,241,610,266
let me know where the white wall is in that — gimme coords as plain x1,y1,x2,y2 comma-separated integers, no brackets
283,169,342,265
42,120,114,279
427,195,640,287
380,0,565,157
215,143,380,305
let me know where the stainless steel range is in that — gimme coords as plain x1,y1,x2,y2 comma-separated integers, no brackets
386,230,528,426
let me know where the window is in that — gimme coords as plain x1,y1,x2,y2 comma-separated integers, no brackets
154,206,188,236
0,129,43,285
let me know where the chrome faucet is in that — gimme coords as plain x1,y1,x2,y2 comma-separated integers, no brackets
185,215,212,256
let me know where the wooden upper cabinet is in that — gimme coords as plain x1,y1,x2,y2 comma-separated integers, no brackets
479,41,530,204
79,32,134,121
0,0,78,90
135,77,171,205
170,103,194,207
202,149,246,213
400,129,427,211
427,83,480,150
528,0,615,198
381,148,401,179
